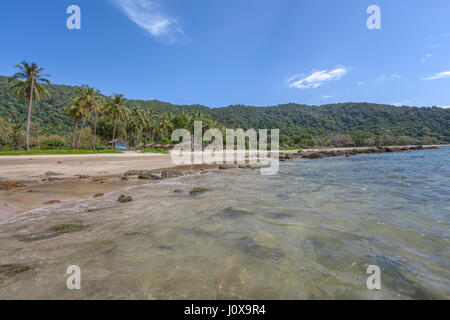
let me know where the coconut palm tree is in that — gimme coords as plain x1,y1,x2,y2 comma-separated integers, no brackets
128,106,147,147
71,86,102,149
104,94,129,141
67,102,84,149
143,108,155,142
157,112,174,142
8,61,50,150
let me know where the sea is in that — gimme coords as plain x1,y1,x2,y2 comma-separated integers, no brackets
0,147,448,299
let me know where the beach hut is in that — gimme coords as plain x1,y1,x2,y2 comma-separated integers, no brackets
107,139,128,152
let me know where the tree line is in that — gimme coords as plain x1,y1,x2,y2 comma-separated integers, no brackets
1,61,449,151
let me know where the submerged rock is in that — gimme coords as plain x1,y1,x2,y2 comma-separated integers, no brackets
235,237,285,259
118,194,133,203
190,187,210,195
93,193,104,198
174,189,184,194
18,224,86,242
218,207,255,218
0,264,31,279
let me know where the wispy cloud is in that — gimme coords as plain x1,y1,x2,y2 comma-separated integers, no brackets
357,81,365,86
420,54,432,63
287,66,347,89
111,0,183,43
437,105,450,109
377,74,402,82
423,71,450,80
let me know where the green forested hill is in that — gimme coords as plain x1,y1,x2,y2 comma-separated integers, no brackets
1,75,449,145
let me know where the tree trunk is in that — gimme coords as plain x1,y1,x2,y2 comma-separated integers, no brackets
77,116,87,150
135,124,138,147
26,76,35,151
112,113,118,141
72,119,78,149
92,110,97,149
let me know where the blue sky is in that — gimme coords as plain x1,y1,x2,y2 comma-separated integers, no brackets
1,0,450,108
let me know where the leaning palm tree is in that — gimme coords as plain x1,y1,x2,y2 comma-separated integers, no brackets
8,61,50,150
104,94,129,141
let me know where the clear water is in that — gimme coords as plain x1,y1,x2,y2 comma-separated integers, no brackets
0,147,449,299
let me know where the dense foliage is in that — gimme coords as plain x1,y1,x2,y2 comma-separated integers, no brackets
1,75,449,150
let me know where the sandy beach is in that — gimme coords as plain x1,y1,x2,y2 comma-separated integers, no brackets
0,145,444,222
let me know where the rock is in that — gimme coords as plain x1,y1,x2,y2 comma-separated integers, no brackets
121,176,128,181
118,194,133,203
190,187,210,195
93,193,104,198
239,165,262,170
76,175,90,179
138,173,162,180
161,170,183,179
18,224,86,242
45,171,63,176
218,207,255,218
0,182,21,191
0,264,31,279
124,170,152,176
219,164,237,170
43,200,62,205
174,189,184,193
301,152,323,159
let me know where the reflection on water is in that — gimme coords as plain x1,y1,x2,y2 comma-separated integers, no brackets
0,148,449,299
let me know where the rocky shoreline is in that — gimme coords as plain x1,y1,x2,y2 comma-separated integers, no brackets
278,145,438,161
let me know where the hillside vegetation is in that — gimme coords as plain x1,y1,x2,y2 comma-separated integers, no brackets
1,75,449,150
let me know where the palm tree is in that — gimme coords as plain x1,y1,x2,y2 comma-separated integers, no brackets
67,102,84,149
8,61,50,150
157,112,174,142
71,86,102,149
128,106,146,147
143,108,155,142
104,94,129,141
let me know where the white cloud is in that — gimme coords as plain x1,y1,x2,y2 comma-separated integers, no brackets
357,81,365,86
111,0,183,43
377,74,402,82
423,71,450,80
392,101,410,107
420,54,432,63
322,95,333,99
437,105,450,109
287,66,347,89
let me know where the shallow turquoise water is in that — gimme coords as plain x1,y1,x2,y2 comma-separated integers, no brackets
0,147,448,299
